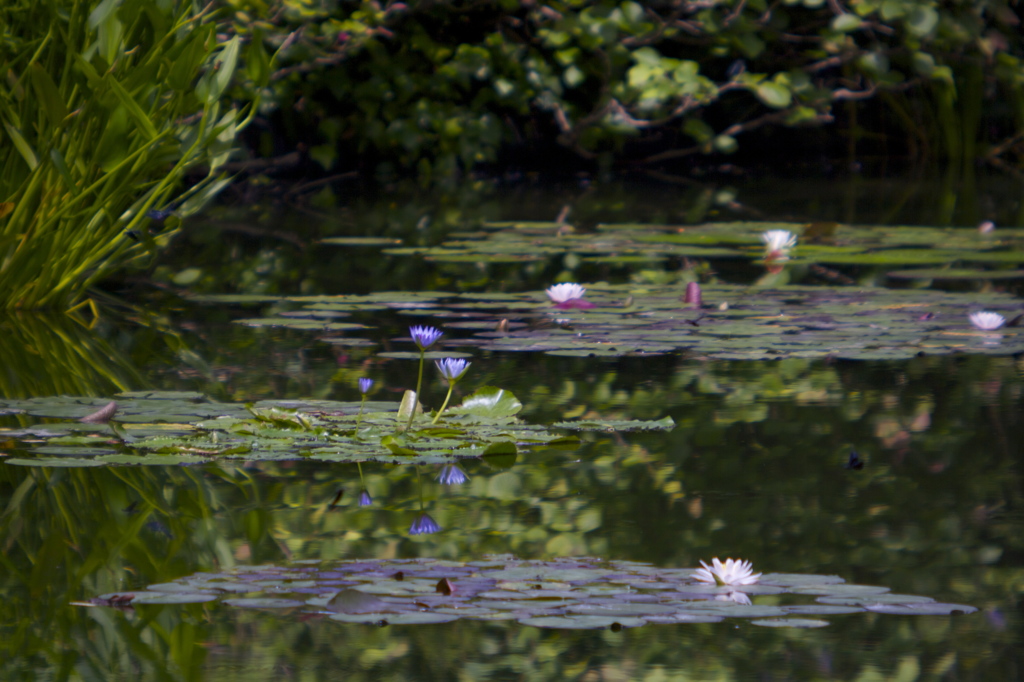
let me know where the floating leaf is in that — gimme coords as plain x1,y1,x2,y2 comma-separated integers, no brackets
450,387,523,417
222,598,305,609
553,417,675,431
750,618,830,628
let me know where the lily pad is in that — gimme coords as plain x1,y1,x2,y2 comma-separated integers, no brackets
863,603,979,615
517,615,646,629
222,598,305,609
750,618,830,628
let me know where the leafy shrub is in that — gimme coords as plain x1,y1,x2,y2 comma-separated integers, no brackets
231,0,1024,178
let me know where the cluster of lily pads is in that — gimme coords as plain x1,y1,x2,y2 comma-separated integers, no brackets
82,556,977,630
543,229,1020,336
199,223,1024,361
0,373,672,469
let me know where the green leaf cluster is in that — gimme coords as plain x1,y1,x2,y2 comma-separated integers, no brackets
0,0,261,310
226,0,1024,177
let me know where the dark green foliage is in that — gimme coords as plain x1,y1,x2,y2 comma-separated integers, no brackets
0,0,265,310
229,0,1024,178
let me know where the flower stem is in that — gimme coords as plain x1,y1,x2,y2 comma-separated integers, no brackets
356,395,366,427
406,350,425,431
431,385,455,425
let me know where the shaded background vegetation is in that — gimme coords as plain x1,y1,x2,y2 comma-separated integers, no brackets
226,0,1024,184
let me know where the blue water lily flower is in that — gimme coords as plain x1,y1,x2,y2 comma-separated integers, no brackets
435,357,471,384
409,325,443,351
409,513,441,535
358,490,373,507
431,358,473,424
358,377,374,394
436,464,469,485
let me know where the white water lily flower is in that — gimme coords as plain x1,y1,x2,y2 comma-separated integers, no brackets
969,311,1006,331
694,558,761,586
761,230,797,255
546,282,587,304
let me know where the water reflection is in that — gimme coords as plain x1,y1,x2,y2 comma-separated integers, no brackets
0,313,145,399
2,396,1020,679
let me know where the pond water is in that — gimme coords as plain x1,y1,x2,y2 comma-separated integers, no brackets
1,172,1022,680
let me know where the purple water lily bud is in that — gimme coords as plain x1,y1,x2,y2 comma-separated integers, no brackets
683,282,702,308
358,377,374,394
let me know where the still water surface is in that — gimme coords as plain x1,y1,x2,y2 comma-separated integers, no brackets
1,173,1022,680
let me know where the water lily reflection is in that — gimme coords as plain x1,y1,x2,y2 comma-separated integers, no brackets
436,464,469,485
409,513,441,535
694,558,761,586
358,490,373,506
716,591,753,606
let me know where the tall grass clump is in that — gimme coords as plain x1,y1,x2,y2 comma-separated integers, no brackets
0,0,268,311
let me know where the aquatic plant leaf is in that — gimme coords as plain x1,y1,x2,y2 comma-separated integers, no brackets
320,237,403,246
450,387,523,417
330,612,460,624
750,618,830,628
222,598,305,609
5,457,106,468
552,417,676,431
782,604,864,615
887,268,1024,280
481,442,517,469
130,591,219,604
863,603,978,615
326,589,394,613
518,615,647,629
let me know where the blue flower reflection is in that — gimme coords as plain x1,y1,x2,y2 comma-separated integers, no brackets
436,464,469,485
409,513,441,535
